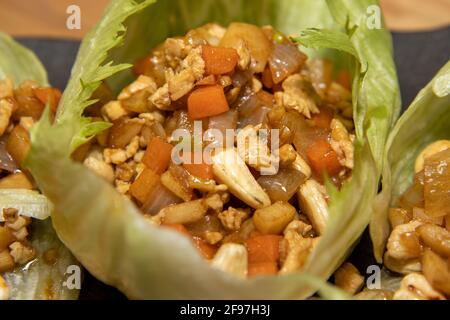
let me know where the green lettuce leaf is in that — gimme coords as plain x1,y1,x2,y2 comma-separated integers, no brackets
3,219,80,300
295,0,401,171
0,33,79,300
370,60,450,262
0,32,48,86
27,0,398,299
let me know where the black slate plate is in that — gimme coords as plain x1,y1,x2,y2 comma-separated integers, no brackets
16,26,450,300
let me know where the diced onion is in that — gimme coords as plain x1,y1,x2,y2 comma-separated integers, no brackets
0,136,19,173
237,91,274,128
269,42,306,84
141,182,182,216
257,167,306,202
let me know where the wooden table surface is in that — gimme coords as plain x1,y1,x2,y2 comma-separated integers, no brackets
0,0,449,39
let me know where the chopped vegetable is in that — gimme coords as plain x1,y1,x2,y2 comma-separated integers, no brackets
308,59,332,98
142,137,174,175
187,85,229,119
414,140,450,173
237,91,273,128
186,215,224,238
269,41,306,84
33,87,62,113
108,118,143,148
202,45,238,75
183,161,214,180
162,223,190,237
422,249,450,296
248,261,278,277
142,181,182,215
257,167,306,202
161,199,207,225
160,166,193,201
193,237,218,260
311,107,334,129
129,168,160,204
13,83,45,121
0,137,19,173
423,149,450,217
220,22,272,73
0,172,33,190
246,235,282,263
133,48,167,87
162,224,220,260
6,125,30,168
398,174,424,212
207,109,238,137
306,138,342,177
253,202,296,235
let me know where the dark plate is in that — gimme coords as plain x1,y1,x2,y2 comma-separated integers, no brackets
16,26,450,300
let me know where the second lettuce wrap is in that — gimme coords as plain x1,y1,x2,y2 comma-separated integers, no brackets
0,32,79,300
27,0,400,299
370,60,450,263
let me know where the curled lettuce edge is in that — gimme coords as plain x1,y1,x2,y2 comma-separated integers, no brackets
370,60,450,263
0,32,80,300
27,0,398,299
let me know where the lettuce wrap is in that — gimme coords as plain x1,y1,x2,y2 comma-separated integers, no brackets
370,60,450,263
0,32,79,300
27,0,400,299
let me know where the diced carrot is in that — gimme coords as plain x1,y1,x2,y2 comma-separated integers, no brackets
202,45,239,75
183,158,214,180
129,168,160,204
311,107,334,129
193,236,217,260
306,139,342,177
162,224,190,237
33,87,62,113
187,85,229,120
336,70,351,91
248,261,279,277
245,235,282,264
142,137,174,175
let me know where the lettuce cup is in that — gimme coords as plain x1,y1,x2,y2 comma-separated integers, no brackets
368,61,450,300
27,0,400,299
0,32,78,300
